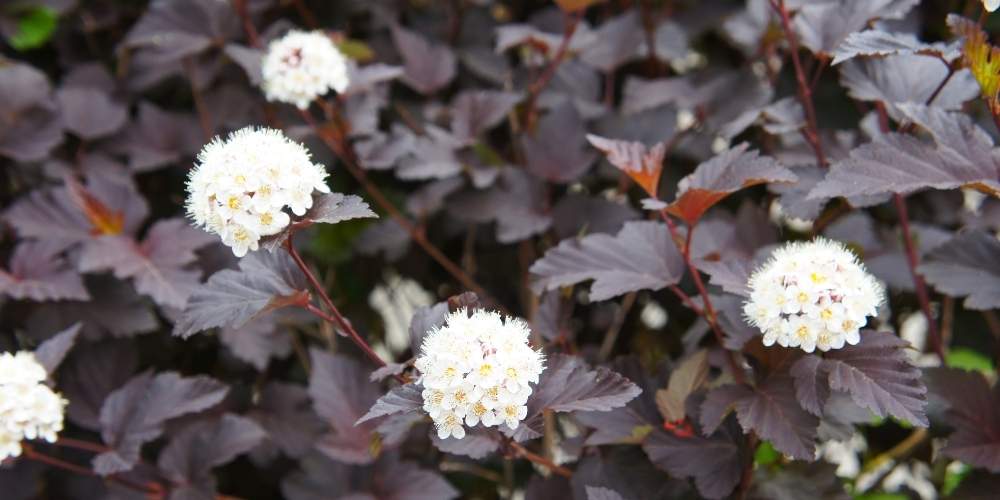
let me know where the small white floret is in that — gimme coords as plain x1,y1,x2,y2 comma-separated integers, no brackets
262,30,351,109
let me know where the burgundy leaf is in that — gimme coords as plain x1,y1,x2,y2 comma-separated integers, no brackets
450,90,521,141
79,218,214,308
174,250,307,338
390,25,456,95
223,43,263,85
122,0,238,62
356,384,423,425
926,367,1000,472
791,331,927,426
27,277,159,340
308,350,381,464
0,240,89,301
522,102,596,183
666,144,795,225
919,230,1000,310
219,313,293,370
701,376,819,460
345,63,405,94
579,11,645,72
530,221,685,301
95,372,228,475
793,0,920,55
56,87,128,140
261,192,377,251
839,54,977,116
59,340,138,431
33,323,81,374
809,105,1000,199
642,422,745,499
831,30,960,66
585,486,626,500
115,102,202,172
158,414,266,498
430,427,500,459
448,167,552,244
248,382,326,459
0,62,63,162
396,126,463,180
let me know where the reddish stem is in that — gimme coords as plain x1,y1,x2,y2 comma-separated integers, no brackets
659,211,746,385
522,12,582,128
299,108,504,311
508,441,572,478
22,445,161,496
182,58,213,140
892,194,946,363
284,239,397,374
231,0,260,47
670,285,704,315
769,0,827,167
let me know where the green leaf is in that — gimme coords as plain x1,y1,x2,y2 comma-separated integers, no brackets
754,441,780,466
947,347,995,374
8,6,58,51
336,39,374,62
853,493,908,500
942,462,970,496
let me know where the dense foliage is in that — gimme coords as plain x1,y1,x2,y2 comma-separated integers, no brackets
2,0,1000,498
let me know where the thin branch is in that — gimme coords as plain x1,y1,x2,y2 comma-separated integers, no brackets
598,292,638,360
231,0,260,47
522,12,582,128
670,285,703,315
182,58,213,140
284,239,399,376
892,194,945,363
508,441,572,478
769,0,827,167
299,107,505,311
22,445,161,496
659,210,746,385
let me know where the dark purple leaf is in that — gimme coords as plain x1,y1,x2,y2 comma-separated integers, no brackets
585,486,626,500
355,219,411,262
667,144,795,225
522,102,596,183
174,250,307,338
701,376,819,460
223,43,263,86
116,102,202,172
345,63,404,94
519,354,641,438
0,240,89,301
791,331,928,426
0,62,63,162
839,54,978,116
643,422,745,499
919,230,1000,310
122,0,239,63
95,371,228,475
27,276,159,340
33,322,81,374
789,355,829,416
58,340,138,431
357,384,423,425
579,11,644,72
430,427,500,459
308,350,381,464
158,414,266,498
809,105,1000,199
551,194,639,239
926,367,1000,472
395,126,463,180
793,0,920,55
409,301,450,351
448,167,551,243
831,30,960,66
56,87,127,140
356,127,415,171
79,218,214,308
530,221,685,301
450,90,521,141
219,313,293,370
390,25,456,95
248,382,326,458
261,192,377,251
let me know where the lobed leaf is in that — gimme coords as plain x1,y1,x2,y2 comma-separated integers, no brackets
586,134,665,197
0,240,88,301
390,24,456,95
926,367,1000,472
261,193,377,251
919,230,1000,310
530,221,685,301
666,144,795,225
308,350,382,464
831,30,960,66
95,371,228,475
158,414,266,498
33,323,81,374
173,251,307,338
356,384,423,425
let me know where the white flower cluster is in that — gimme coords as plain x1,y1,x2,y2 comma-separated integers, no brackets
985,0,999,13
186,127,330,257
262,30,351,109
0,352,66,461
743,238,885,353
416,309,545,439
